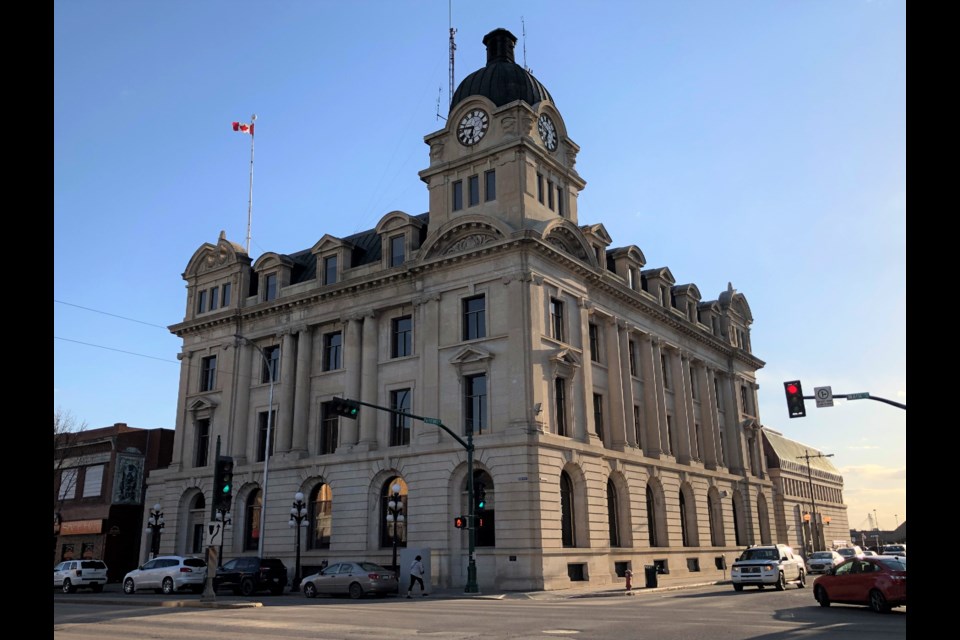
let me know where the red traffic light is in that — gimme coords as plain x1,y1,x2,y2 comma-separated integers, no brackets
786,383,799,395
783,380,806,418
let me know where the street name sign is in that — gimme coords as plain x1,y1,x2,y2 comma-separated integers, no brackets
846,392,870,400
814,386,833,408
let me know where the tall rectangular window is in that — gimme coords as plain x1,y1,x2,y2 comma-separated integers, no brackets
468,174,480,206
257,410,277,462
209,286,219,311
319,402,339,455
695,422,703,460
661,354,671,389
557,185,564,216
452,180,463,211
264,273,277,301
462,295,486,340
666,415,674,455
633,404,643,449
195,418,210,467
715,377,723,410
82,464,104,498
221,282,231,307
200,356,217,392
323,332,342,371
627,268,636,291
555,377,567,437
740,385,750,414
390,389,411,446
593,393,604,441
323,256,338,285
537,173,544,203
390,235,405,267
391,316,412,358
548,180,555,210
261,345,280,383
689,368,697,399
484,169,496,201
464,373,487,435
628,340,637,376
550,298,564,342
196,289,207,314
59,468,78,500
588,323,600,362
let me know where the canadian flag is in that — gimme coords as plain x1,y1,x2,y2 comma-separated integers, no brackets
232,121,254,135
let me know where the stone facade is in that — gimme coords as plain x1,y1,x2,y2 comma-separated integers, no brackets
147,29,844,591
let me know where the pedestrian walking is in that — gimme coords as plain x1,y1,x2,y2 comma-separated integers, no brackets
407,555,427,598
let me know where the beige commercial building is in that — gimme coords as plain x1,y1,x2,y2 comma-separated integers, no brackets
149,28,842,591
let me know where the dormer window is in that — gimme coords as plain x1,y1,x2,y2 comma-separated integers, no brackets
390,235,405,267
660,286,669,307
196,289,207,314
323,255,338,285
263,273,277,301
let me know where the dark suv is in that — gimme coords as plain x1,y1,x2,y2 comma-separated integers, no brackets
214,557,288,595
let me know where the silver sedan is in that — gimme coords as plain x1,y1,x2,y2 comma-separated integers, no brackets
301,561,398,599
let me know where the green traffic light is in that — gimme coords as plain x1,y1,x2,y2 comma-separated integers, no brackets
222,485,230,493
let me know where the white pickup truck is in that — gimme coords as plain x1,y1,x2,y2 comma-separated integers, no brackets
731,544,807,591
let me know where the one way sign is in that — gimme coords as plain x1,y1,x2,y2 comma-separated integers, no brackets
814,386,833,408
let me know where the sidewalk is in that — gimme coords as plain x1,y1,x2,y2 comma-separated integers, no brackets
56,579,725,609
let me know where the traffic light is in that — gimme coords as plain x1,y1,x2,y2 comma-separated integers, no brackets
474,481,486,510
454,515,466,529
213,455,234,512
784,380,806,418
330,397,360,419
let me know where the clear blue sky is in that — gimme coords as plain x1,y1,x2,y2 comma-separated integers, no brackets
54,0,905,531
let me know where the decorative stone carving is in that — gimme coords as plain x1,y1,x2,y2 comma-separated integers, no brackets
443,234,495,255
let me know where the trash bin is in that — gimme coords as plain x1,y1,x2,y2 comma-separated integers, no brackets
644,564,658,588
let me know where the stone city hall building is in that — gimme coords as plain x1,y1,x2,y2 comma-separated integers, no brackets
147,28,848,591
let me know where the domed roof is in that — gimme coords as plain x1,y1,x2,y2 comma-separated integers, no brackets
449,28,553,113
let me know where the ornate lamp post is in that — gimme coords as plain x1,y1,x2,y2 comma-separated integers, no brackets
288,492,309,591
385,483,405,575
145,503,164,559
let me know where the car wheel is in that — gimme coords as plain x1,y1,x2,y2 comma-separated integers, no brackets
869,589,890,614
123,578,136,594
62,579,75,594
797,570,806,588
733,584,743,592
815,585,830,607
162,578,175,595
775,572,786,591
240,578,256,597
349,582,364,599
91,584,104,593
303,582,317,598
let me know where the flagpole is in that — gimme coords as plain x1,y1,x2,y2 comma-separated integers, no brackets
245,114,257,255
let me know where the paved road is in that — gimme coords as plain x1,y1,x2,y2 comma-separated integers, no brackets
54,583,905,640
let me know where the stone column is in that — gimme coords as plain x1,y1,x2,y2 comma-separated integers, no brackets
720,372,744,474
650,337,670,456
638,333,663,457
698,363,719,469
276,331,296,453
358,310,380,450
668,348,693,463
232,341,253,465
291,325,313,454
618,323,637,449
603,315,627,450
341,315,363,447
574,298,596,444
416,295,442,445
170,349,193,472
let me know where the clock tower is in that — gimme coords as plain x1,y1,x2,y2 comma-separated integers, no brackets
419,28,586,233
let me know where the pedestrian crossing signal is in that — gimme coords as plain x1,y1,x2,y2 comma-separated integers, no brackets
454,515,466,529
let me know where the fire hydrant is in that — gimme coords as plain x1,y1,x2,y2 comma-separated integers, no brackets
625,569,633,591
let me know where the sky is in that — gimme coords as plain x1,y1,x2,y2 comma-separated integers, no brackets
54,0,905,532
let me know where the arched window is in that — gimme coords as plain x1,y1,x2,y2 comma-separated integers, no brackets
307,483,332,550
188,493,206,554
680,491,690,547
244,488,262,551
646,485,659,547
607,479,620,547
757,495,772,545
560,471,575,547
380,477,407,548
733,495,743,546
472,470,496,547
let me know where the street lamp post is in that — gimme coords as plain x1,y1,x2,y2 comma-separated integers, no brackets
234,334,279,559
288,492,309,591
386,483,405,576
145,503,164,559
797,449,833,552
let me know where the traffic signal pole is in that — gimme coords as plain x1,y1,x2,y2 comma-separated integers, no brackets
334,397,480,593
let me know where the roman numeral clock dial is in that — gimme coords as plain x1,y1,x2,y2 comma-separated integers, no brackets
538,113,558,152
457,109,489,146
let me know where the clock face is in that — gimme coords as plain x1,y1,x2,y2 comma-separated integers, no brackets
538,114,558,151
457,109,489,146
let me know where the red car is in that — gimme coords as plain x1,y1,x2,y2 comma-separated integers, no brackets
813,555,906,613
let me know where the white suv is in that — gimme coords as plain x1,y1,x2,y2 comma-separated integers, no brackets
54,559,109,593
731,544,807,591
122,556,207,595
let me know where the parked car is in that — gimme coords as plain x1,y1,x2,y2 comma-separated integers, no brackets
813,555,907,613
54,559,109,593
730,544,806,591
836,546,864,561
301,561,398,599
862,549,877,556
806,551,845,575
122,556,207,594
880,544,906,556
214,557,288,596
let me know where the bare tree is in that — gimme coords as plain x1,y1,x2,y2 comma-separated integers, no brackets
53,408,88,519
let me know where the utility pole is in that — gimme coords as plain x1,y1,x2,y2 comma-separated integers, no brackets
797,449,834,552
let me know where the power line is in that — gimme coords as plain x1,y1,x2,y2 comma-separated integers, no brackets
54,336,178,363
54,299,170,330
